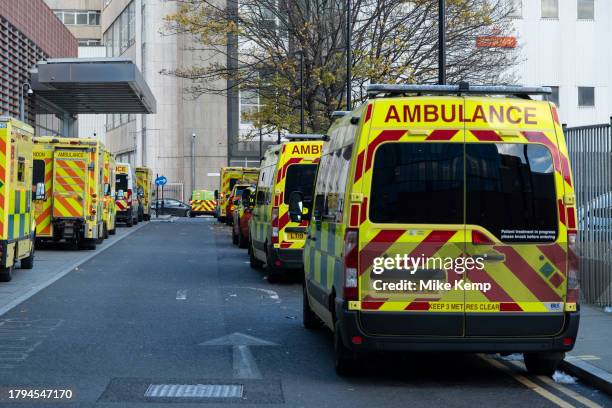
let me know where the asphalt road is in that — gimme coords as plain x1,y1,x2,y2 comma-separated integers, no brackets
0,217,609,407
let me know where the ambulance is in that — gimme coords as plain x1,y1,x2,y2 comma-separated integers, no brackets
225,182,253,226
249,135,323,282
0,118,36,281
301,84,579,376
32,137,106,250
102,149,116,237
189,190,216,217
115,163,140,227
135,166,153,221
216,167,259,222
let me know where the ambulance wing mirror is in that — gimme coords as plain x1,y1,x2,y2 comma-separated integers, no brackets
34,182,46,200
214,190,219,200
288,191,305,223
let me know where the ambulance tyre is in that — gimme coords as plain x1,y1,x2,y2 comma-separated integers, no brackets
249,242,263,269
524,352,564,376
232,228,239,245
144,214,151,221
21,237,35,269
265,251,281,283
0,266,12,282
78,239,97,251
126,219,133,227
334,321,357,376
189,212,196,218
103,224,109,239
303,285,320,329
109,228,116,235
238,231,248,249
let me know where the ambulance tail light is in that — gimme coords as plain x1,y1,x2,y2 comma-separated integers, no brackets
472,230,494,245
127,189,133,208
271,206,279,244
343,228,359,300
566,231,580,305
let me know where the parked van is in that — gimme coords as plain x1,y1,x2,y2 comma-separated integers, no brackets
301,84,579,376
0,118,36,281
115,163,140,227
136,166,153,221
249,135,323,281
190,189,216,217
32,137,106,249
216,167,259,222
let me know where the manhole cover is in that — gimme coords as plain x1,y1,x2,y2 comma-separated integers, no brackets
145,384,243,398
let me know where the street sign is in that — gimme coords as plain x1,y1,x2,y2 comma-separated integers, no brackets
155,176,167,186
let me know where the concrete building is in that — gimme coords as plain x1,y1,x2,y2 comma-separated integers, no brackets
99,0,229,197
44,0,107,142
0,0,77,134
44,0,102,45
511,0,612,126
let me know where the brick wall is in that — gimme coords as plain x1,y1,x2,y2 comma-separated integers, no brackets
0,0,77,57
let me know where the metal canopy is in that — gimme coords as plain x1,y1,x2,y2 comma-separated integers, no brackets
30,58,156,114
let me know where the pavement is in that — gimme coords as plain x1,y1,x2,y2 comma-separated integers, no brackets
0,217,608,407
561,304,612,394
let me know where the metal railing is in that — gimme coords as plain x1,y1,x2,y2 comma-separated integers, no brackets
565,118,612,307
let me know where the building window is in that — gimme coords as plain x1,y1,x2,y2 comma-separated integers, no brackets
578,87,595,107
541,0,558,18
239,89,261,125
578,0,594,20
103,1,136,57
508,0,522,18
543,86,560,107
78,39,102,47
54,10,100,26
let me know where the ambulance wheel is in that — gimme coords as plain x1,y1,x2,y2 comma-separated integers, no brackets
21,238,35,269
109,228,116,235
265,251,281,283
524,352,564,376
249,243,263,269
0,266,13,282
78,239,97,250
189,212,196,218
238,231,248,249
138,209,144,222
144,214,151,221
126,220,133,227
334,321,357,376
232,228,239,245
303,285,321,329
133,216,138,225
103,225,109,239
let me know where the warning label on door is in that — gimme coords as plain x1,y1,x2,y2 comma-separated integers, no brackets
500,229,556,242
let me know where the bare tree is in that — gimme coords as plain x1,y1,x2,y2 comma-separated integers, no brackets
164,0,519,134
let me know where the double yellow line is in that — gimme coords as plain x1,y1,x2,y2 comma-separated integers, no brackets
482,355,602,408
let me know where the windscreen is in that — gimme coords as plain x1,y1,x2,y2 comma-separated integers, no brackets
283,164,318,204
229,178,238,191
115,174,128,192
369,143,464,224
466,143,557,242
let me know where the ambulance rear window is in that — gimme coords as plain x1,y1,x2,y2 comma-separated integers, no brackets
116,174,128,191
370,143,464,224
33,160,45,185
284,164,318,204
466,143,557,242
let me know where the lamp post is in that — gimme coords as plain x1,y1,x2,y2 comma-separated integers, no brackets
19,82,32,122
299,51,305,133
346,0,352,111
191,132,196,193
438,0,446,85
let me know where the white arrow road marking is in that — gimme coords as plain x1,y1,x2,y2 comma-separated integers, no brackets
200,332,278,380
176,290,187,300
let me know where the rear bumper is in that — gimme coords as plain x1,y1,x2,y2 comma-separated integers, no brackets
335,299,580,353
116,210,132,221
269,247,304,270
192,210,215,216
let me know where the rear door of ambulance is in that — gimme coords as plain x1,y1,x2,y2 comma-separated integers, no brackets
463,98,569,337
276,142,322,250
52,149,87,220
357,98,467,337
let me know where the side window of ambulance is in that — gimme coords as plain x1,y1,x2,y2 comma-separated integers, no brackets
313,154,330,221
17,157,25,183
466,143,557,242
256,167,267,205
324,149,341,220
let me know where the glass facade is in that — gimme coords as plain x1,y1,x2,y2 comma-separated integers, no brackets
103,1,136,57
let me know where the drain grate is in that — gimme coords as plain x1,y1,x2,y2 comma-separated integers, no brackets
144,384,243,399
